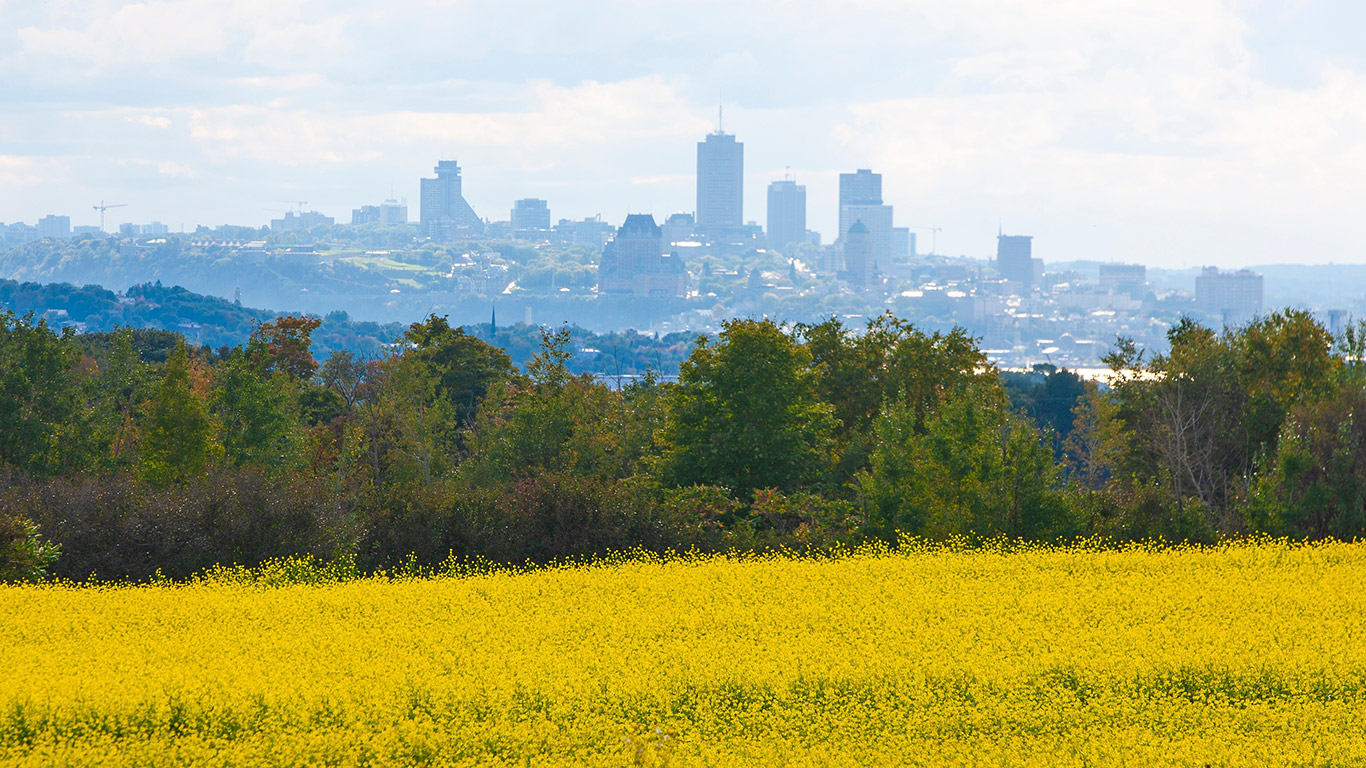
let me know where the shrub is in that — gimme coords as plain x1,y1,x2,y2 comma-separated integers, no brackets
484,471,683,563
2,469,357,581
0,512,60,582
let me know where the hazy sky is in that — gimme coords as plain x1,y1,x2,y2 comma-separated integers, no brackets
2,0,1364,267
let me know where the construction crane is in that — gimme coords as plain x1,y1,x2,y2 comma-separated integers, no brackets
908,225,942,256
92,201,128,233
280,200,309,214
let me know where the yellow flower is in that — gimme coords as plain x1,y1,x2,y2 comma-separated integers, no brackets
1,541,1364,766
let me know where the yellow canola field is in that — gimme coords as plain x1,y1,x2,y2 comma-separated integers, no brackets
2,541,1366,767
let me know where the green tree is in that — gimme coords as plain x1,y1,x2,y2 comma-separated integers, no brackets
378,352,458,485
662,318,834,496
0,311,88,475
403,314,515,427
800,313,986,482
863,380,1074,541
88,328,150,469
213,343,302,469
1247,387,1366,539
138,342,218,486
1104,311,1337,534
320,349,367,410
460,326,629,486
1001,363,1088,450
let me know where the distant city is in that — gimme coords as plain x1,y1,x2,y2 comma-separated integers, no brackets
0,123,1329,371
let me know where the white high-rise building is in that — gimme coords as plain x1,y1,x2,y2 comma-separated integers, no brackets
766,179,806,253
37,215,70,239
696,131,743,232
1196,267,1263,324
838,169,882,237
837,169,893,266
419,160,483,239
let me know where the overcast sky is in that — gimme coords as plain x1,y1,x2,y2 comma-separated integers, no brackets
2,0,1364,267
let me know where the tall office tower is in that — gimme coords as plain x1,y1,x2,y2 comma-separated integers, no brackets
696,131,743,232
1196,267,1263,323
379,199,408,226
597,214,688,297
996,234,1034,288
766,179,806,253
838,169,882,236
840,203,893,264
37,215,70,239
511,198,551,231
843,220,875,290
419,160,484,239
837,168,893,266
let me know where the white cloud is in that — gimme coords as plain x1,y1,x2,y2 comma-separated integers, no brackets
177,76,707,166
0,155,45,186
1,0,1364,266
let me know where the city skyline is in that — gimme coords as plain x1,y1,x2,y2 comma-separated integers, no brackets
3,1,1366,267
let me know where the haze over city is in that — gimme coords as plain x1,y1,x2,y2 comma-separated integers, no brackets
4,0,1366,267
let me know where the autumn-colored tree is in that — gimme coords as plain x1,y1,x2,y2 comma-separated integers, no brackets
252,315,322,379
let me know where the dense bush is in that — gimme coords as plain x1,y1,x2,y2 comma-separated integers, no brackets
3,470,356,581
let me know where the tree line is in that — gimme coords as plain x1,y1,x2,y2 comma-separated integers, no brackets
1,308,1360,581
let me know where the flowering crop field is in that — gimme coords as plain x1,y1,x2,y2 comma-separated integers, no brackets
3,542,1366,767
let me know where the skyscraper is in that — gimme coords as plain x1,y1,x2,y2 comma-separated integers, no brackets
696,131,743,232
766,179,806,254
893,227,912,259
840,203,892,262
379,199,408,226
419,160,483,239
996,234,1033,288
838,169,893,266
838,169,882,237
